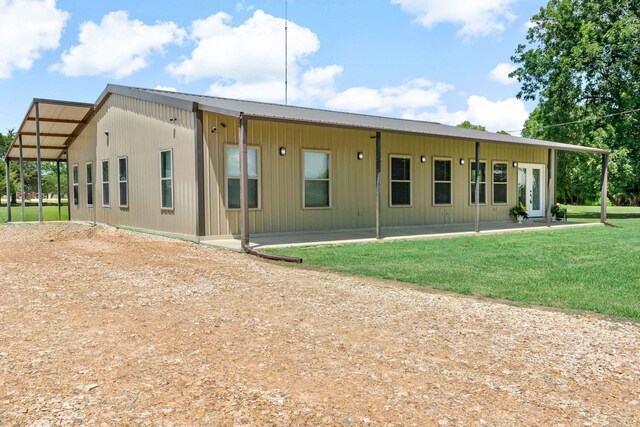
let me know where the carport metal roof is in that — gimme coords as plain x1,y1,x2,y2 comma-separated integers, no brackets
4,99,94,162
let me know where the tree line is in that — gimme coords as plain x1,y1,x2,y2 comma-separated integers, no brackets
1,130,67,204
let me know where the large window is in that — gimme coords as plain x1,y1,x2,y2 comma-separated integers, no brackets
160,149,173,209
470,161,487,204
433,158,452,205
225,146,259,209
303,150,330,208
493,162,508,204
390,155,411,206
101,160,110,207
86,162,93,207
72,164,79,206
118,157,128,208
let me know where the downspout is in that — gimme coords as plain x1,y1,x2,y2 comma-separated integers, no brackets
238,114,302,263
474,141,480,233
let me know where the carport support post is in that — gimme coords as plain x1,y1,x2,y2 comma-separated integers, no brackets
19,134,25,221
601,153,609,223
546,148,553,226
56,161,61,220
4,157,10,222
35,102,43,223
375,131,382,239
239,115,250,249
474,141,480,233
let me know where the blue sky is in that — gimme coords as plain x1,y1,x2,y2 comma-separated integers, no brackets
0,0,545,134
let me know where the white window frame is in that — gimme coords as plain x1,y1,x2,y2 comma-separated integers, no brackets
302,149,332,209
224,145,261,210
433,157,453,206
118,156,128,208
389,154,412,208
160,149,174,210
492,161,509,205
72,164,79,207
85,162,93,208
101,159,110,208
469,159,487,206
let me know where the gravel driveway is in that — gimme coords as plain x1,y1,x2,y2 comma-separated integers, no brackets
0,223,638,426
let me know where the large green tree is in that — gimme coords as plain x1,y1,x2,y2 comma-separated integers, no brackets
512,0,639,205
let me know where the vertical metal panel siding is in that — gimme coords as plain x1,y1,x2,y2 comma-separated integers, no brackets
203,112,550,237
67,119,97,221
87,94,196,236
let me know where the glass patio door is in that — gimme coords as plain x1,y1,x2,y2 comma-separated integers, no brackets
517,163,545,217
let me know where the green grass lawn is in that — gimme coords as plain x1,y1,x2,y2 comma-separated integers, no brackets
567,204,640,219
0,205,69,223
268,218,640,321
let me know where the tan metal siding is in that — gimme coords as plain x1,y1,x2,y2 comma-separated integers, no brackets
203,114,552,237
67,118,97,222
69,94,197,236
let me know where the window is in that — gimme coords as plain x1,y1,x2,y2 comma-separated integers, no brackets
86,162,93,207
303,150,330,208
160,149,173,209
433,158,452,205
493,162,508,204
390,155,411,206
72,164,79,206
118,157,128,207
225,146,259,209
101,160,110,207
470,161,487,204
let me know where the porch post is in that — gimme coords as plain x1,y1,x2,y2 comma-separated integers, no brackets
239,115,250,249
193,108,205,237
4,157,10,222
601,153,609,223
474,141,480,233
375,131,382,239
35,102,43,223
56,161,62,220
546,148,553,226
19,134,25,221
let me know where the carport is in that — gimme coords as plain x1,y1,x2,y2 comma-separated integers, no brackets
3,99,93,222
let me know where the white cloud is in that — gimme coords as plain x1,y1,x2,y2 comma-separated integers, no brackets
489,63,517,85
0,0,69,79
168,10,343,104
51,11,185,78
392,0,518,38
327,79,453,114
154,85,177,92
407,95,529,134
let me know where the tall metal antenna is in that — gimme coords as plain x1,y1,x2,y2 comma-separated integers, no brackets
285,0,288,105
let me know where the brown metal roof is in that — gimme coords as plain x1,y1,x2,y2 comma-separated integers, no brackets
99,85,610,155
4,99,93,162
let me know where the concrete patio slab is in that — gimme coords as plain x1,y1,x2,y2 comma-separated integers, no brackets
200,220,602,251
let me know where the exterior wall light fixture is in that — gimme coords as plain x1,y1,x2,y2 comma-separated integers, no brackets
279,147,287,156
420,155,426,163
513,161,519,168
357,152,364,160
459,158,465,165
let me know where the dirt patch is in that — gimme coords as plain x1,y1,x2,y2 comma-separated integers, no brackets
1,223,639,426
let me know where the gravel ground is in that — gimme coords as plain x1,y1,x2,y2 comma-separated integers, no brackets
0,223,638,426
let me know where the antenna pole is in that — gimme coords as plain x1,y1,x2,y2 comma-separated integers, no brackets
285,0,288,105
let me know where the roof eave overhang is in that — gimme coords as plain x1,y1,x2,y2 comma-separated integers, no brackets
238,113,611,155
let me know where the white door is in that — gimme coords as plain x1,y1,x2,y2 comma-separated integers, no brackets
517,163,545,217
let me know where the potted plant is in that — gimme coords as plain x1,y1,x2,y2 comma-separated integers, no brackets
509,203,529,224
551,203,566,221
